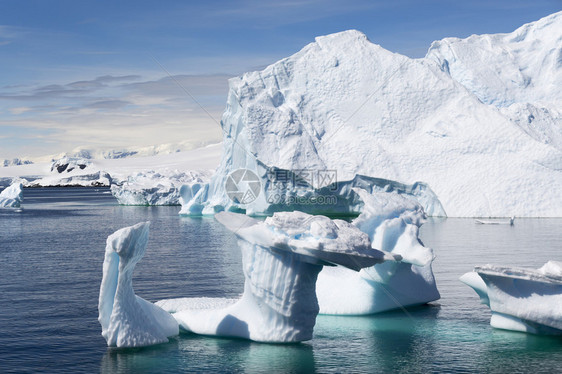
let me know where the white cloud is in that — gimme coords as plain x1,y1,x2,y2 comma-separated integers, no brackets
9,107,32,115
0,72,227,158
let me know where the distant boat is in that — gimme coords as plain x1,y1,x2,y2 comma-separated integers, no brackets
475,216,515,225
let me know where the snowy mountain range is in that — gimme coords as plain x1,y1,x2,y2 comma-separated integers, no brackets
1,140,216,166
186,11,562,217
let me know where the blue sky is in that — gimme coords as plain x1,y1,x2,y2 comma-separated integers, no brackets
1,0,560,159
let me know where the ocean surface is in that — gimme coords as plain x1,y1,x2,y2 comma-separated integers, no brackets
0,187,561,373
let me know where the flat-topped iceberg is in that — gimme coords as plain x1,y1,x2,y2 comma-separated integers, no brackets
316,188,440,314
159,211,398,343
110,170,210,206
98,222,179,348
0,182,23,208
460,261,562,335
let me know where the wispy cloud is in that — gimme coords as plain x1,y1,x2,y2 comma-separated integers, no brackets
0,72,226,158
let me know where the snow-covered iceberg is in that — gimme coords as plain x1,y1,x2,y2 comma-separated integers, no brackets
316,188,440,314
98,222,179,348
110,170,210,206
183,13,562,217
159,211,398,343
460,261,562,335
28,157,111,187
0,181,23,208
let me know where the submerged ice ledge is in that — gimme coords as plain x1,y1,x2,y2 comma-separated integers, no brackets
461,261,562,335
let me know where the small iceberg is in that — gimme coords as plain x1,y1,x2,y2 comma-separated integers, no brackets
110,170,209,206
159,211,398,343
316,188,440,315
0,181,23,208
98,222,179,348
474,217,515,225
460,261,562,335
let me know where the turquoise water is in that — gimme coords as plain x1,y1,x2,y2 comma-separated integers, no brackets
0,188,561,373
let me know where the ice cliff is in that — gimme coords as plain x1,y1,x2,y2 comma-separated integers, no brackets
183,12,562,217
158,211,398,343
461,261,562,335
98,222,179,347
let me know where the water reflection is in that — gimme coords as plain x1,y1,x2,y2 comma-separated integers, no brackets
313,305,441,372
101,335,315,373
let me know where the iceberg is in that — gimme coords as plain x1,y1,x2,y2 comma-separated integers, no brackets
98,222,179,348
29,157,111,187
110,170,209,206
159,211,398,343
460,261,562,335
28,171,112,187
474,217,515,225
0,181,23,208
182,14,562,218
316,188,440,314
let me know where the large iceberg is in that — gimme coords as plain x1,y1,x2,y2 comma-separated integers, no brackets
110,170,210,206
0,182,23,208
460,261,562,335
159,211,398,343
183,12,562,217
316,188,440,314
98,222,179,348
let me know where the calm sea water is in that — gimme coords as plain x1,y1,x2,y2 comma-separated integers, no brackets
0,188,561,373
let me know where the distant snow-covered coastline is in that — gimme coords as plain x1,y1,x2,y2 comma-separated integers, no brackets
0,144,222,201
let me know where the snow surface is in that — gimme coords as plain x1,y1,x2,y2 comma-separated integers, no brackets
98,222,179,347
316,188,440,314
0,143,222,190
427,12,562,107
0,182,23,208
50,140,214,161
160,211,397,343
460,261,562,335
183,13,562,217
